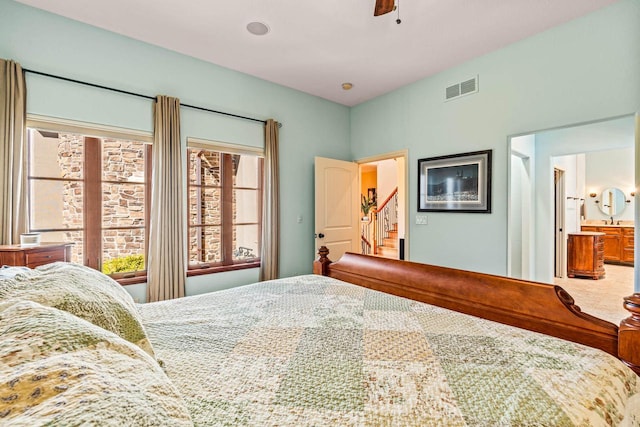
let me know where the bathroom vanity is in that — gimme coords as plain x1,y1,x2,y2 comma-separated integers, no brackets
580,225,634,265
580,187,634,266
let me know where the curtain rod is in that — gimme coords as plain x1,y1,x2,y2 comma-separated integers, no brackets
23,68,275,126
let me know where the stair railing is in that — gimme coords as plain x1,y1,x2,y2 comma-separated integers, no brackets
375,187,398,250
360,217,372,255
361,234,372,255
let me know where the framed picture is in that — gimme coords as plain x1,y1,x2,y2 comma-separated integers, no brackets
367,188,377,205
418,149,492,213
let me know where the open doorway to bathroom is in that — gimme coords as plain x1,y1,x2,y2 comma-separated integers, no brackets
508,114,636,324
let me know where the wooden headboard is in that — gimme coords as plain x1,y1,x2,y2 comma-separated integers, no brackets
313,247,640,374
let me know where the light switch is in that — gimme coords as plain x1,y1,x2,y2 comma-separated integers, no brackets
416,215,428,225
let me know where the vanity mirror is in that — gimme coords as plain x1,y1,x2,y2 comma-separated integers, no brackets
597,187,626,216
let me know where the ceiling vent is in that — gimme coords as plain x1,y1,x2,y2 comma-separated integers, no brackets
445,76,478,101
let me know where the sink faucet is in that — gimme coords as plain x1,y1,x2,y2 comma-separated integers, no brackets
610,216,614,225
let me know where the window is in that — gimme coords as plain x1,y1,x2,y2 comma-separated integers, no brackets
187,141,263,274
27,125,151,283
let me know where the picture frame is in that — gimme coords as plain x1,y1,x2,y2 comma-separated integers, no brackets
367,188,377,205
418,149,492,213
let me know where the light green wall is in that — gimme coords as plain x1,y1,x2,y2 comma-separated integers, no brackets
350,0,640,275
0,0,351,298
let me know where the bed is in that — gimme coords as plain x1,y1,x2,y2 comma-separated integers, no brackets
1,251,639,426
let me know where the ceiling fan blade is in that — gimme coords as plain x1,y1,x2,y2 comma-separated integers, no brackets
374,0,394,16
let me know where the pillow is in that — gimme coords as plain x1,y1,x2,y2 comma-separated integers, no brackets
0,262,155,358
0,266,31,280
0,300,192,425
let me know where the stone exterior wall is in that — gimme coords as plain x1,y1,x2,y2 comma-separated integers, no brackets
187,150,258,263
53,139,249,266
58,134,84,263
58,135,146,264
101,139,146,261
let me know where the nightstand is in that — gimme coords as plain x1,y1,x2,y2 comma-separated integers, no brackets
0,243,73,268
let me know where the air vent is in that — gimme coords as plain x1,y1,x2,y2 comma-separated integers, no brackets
445,76,478,101
445,85,460,99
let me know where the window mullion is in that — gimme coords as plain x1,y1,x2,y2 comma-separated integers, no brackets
145,144,152,269
84,137,102,270
257,158,264,258
222,153,234,265
197,154,205,262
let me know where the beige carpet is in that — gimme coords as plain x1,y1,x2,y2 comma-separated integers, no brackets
553,264,634,325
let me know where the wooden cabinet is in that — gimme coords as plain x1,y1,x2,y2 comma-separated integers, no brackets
622,227,634,263
600,228,623,262
580,225,634,265
0,243,73,268
567,232,605,279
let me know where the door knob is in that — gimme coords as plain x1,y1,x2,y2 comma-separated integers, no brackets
315,233,325,238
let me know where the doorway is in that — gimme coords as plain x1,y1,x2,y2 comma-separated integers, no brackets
357,150,408,260
507,114,636,287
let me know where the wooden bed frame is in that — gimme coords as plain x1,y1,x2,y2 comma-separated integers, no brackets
313,247,640,375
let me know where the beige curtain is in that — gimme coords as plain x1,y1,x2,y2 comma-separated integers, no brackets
259,119,280,281
0,59,28,245
147,95,186,302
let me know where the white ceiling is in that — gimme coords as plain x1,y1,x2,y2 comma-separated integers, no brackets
16,0,618,106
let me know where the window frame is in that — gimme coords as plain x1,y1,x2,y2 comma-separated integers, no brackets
26,116,152,285
186,138,264,276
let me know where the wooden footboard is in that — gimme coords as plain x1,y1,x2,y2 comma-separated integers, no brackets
620,294,640,373
314,247,640,374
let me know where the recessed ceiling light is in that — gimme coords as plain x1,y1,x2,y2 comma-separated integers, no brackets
342,82,354,91
247,21,270,36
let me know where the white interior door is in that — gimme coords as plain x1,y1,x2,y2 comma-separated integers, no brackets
314,157,360,262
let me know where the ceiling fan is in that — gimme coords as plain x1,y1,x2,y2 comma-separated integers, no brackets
374,0,394,16
374,0,401,24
